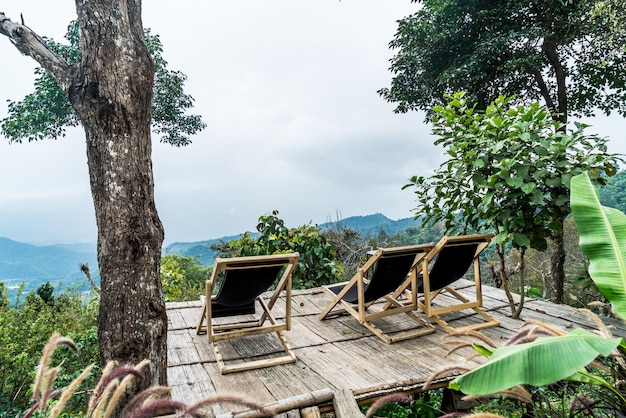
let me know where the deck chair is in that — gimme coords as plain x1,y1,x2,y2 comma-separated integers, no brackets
403,234,499,333
195,252,299,374
318,244,436,344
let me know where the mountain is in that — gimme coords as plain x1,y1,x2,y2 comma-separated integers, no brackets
163,214,422,265
164,234,243,266
0,237,99,297
318,213,421,237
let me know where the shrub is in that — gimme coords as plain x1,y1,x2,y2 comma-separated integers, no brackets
0,282,98,414
160,254,211,302
225,210,343,289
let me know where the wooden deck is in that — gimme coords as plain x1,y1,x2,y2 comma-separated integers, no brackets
166,280,626,417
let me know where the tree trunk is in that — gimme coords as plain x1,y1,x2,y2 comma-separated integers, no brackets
70,1,167,386
539,0,568,125
550,227,566,304
497,243,517,317
1,2,168,386
513,247,526,319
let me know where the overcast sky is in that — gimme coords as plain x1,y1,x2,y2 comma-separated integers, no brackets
1,1,625,246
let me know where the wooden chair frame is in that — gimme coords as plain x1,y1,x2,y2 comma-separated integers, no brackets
400,234,499,333
319,244,436,344
195,253,299,374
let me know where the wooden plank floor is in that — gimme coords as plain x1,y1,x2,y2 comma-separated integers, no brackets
166,280,626,416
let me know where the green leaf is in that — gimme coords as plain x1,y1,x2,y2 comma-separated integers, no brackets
473,158,485,168
451,328,622,395
512,233,531,247
472,343,495,357
568,369,626,404
505,176,523,188
520,182,535,194
571,172,626,319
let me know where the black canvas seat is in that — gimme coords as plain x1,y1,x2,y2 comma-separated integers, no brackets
210,262,283,318
319,244,435,344
393,234,499,333
195,253,299,374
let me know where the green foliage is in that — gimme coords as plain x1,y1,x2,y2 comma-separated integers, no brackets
36,281,55,305
226,211,343,289
0,282,8,309
379,0,626,120
144,29,206,146
405,92,620,251
160,254,211,302
599,169,626,214
1,20,205,146
365,392,442,418
450,328,622,396
0,283,98,414
50,327,101,413
571,171,626,319
445,171,626,413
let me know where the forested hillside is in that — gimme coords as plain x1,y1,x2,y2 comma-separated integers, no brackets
0,237,98,296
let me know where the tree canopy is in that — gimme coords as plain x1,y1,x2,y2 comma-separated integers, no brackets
408,92,619,249
379,0,626,123
404,92,622,305
1,20,205,146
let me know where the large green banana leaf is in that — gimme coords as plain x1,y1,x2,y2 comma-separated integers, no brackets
571,171,626,319
450,328,621,395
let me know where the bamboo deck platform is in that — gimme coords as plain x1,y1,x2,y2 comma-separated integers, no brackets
166,280,626,417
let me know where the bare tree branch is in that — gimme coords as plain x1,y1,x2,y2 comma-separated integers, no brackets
0,12,71,89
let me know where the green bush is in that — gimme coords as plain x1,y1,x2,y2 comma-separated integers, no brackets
226,211,343,289
160,254,211,302
0,282,98,415
364,391,442,417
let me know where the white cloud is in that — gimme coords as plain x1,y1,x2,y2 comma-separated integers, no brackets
0,1,624,245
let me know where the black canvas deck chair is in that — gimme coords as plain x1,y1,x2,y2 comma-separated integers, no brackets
195,252,299,374
318,244,436,343
408,234,499,333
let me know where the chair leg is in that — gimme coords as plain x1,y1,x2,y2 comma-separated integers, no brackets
196,295,207,334
319,283,353,319
421,286,499,333
214,330,297,374
430,308,499,334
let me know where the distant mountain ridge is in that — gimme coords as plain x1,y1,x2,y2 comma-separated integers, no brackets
0,213,420,295
164,234,243,266
163,213,421,265
319,213,421,237
0,237,98,296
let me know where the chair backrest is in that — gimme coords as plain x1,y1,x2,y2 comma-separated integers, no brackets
213,255,296,308
427,243,479,292
362,250,423,302
419,234,493,292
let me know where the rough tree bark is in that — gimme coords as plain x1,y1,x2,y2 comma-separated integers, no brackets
0,0,168,386
550,226,566,305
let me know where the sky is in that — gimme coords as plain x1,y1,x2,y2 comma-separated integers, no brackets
1,1,625,246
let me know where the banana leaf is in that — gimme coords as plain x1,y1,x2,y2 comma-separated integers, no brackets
570,171,626,319
449,328,621,395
